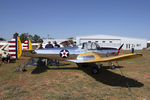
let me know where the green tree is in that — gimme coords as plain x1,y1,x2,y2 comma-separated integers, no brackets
28,34,33,42
32,34,43,43
20,33,29,43
0,37,6,41
13,32,19,38
13,33,43,43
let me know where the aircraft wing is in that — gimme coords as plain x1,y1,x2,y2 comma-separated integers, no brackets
68,53,142,63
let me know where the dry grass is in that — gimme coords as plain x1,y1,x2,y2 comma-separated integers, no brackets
0,50,150,100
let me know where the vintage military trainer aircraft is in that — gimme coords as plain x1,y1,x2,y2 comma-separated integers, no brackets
1,36,142,73
22,41,142,74
0,37,22,60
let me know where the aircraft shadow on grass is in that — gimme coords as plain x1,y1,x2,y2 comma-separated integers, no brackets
81,67,144,88
31,64,144,88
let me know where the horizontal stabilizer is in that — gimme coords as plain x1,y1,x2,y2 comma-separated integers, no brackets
9,36,22,59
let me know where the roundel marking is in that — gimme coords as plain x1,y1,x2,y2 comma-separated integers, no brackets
60,49,69,58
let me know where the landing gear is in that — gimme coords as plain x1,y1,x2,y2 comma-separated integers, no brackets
77,63,102,74
76,63,88,69
110,65,116,70
92,66,99,74
108,61,117,70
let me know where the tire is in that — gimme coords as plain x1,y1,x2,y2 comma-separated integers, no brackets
92,66,99,74
111,65,116,70
76,63,89,69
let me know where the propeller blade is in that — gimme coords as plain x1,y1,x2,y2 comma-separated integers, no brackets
119,44,124,50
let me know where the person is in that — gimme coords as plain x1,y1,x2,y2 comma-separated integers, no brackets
2,51,10,64
73,42,77,46
131,44,135,53
53,41,60,66
44,41,54,66
87,41,92,49
53,41,60,48
37,41,43,49
45,41,54,48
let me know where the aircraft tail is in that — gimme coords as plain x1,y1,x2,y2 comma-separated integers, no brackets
9,36,22,59
23,40,33,51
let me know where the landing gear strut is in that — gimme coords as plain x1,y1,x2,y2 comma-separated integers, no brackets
77,63,104,74
110,65,116,69
108,61,116,70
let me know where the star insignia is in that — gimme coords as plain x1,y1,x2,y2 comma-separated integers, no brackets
60,49,69,58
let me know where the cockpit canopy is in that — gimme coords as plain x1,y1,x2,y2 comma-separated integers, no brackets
81,42,118,51
81,42,100,50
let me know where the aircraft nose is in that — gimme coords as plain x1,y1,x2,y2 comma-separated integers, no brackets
118,49,120,53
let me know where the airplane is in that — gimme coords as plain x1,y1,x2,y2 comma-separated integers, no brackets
0,37,22,60
0,36,142,74
9,37,22,59
33,42,123,59
0,37,32,59
0,43,9,55
22,41,142,74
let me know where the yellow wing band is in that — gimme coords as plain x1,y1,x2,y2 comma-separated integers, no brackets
78,53,142,63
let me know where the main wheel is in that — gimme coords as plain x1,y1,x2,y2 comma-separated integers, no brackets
110,65,116,70
92,66,99,74
76,63,89,69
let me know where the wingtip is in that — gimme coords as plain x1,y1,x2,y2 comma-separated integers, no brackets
133,53,143,56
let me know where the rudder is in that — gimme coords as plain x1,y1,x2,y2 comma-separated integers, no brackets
9,36,22,59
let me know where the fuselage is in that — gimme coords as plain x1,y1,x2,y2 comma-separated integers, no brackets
34,44,119,60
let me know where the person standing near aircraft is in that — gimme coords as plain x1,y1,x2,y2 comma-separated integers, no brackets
73,42,77,46
45,41,54,48
131,44,135,53
53,41,60,48
37,41,43,49
45,41,54,66
2,51,10,64
53,41,60,66
87,41,92,49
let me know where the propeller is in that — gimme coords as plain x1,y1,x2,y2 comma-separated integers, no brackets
118,44,124,54
119,44,124,50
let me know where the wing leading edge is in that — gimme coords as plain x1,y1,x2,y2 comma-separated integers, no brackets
68,53,142,63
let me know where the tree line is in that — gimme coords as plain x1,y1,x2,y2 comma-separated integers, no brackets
13,33,43,43
0,38,6,41
0,32,74,43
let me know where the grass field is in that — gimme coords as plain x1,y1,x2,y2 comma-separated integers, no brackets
0,50,150,100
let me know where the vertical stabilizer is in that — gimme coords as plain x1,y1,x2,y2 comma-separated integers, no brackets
9,37,22,59
23,40,33,50
23,40,28,50
28,40,33,50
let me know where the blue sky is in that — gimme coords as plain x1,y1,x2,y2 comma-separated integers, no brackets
0,0,150,40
